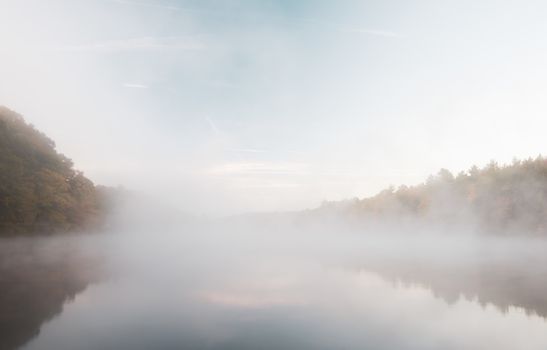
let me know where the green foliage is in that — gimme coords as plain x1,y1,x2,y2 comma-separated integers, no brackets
321,156,547,235
0,106,101,235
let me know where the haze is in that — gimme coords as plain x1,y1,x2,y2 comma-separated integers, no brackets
5,2,547,349
2,0,547,215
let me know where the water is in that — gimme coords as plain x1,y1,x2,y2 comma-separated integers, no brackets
3,222,547,350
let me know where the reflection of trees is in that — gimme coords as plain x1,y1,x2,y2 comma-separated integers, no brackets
359,253,547,318
0,237,102,350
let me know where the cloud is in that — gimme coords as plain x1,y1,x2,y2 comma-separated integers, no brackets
111,0,185,11
208,162,309,176
205,117,221,135
58,36,205,52
235,181,303,189
122,83,148,89
231,148,268,153
342,28,402,38
302,18,402,39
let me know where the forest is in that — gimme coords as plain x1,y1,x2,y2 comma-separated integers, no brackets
3,104,547,236
314,157,547,235
0,106,107,235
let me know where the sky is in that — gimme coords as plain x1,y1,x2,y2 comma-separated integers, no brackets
1,0,547,215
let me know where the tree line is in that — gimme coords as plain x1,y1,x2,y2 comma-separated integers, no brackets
0,106,109,235
315,157,547,235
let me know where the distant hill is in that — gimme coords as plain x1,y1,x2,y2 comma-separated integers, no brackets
308,157,547,235
0,106,103,235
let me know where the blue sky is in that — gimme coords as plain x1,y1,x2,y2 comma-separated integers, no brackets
2,0,547,214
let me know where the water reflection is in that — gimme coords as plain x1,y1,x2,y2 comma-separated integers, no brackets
350,234,547,318
14,226,547,350
0,236,103,350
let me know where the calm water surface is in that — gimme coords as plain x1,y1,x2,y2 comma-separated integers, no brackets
4,225,547,350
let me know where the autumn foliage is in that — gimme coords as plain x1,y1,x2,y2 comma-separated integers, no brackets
0,107,103,235
317,158,547,235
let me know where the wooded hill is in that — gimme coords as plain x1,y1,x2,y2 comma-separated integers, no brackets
0,106,104,235
313,157,547,235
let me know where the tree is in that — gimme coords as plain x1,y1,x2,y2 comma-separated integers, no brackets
0,106,103,235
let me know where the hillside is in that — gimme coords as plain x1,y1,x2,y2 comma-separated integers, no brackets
0,106,102,235
311,157,547,235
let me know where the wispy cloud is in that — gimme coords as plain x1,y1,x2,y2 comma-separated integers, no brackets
123,83,148,89
231,148,268,153
205,117,221,135
208,162,309,176
302,18,402,39
111,0,185,11
341,28,402,38
234,181,303,189
58,36,205,53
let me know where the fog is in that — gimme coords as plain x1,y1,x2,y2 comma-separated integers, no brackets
4,0,547,215
3,1,547,349
2,202,547,350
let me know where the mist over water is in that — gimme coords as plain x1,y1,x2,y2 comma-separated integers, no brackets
4,1,547,349
4,206,547,350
